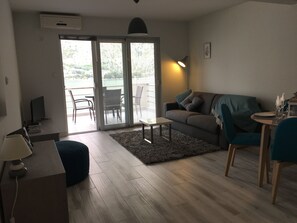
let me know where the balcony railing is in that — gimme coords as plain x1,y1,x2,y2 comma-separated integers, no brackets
65,84,156,116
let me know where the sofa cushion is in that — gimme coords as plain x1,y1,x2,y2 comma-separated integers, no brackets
191,92,217,115
187,114,219,134
176,89,192,109
166,110,199,124
187,97,203,111
181,95,204,112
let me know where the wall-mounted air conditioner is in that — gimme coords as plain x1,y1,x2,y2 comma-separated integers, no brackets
40,14,82,30
252,0,297,4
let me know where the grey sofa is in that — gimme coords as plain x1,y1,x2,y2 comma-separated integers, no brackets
164,91,261,149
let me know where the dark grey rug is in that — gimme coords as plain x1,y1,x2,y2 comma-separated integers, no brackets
110,129,221,165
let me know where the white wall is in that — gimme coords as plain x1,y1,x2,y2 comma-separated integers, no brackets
0,0,23,144
13,12,188,133
189,1,297,110
0,2,22,217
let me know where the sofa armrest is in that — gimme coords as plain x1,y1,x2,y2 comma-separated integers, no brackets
163,101,179,113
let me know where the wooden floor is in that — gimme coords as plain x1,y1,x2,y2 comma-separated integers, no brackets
63,130,297,223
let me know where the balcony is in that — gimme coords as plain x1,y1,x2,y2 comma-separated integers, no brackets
66,83,156,134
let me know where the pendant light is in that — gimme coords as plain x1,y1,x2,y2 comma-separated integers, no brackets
128,0,148,36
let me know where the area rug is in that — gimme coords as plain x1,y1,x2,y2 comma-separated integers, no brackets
110,129,221,165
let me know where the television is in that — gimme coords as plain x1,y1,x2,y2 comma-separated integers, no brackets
30,96,46,124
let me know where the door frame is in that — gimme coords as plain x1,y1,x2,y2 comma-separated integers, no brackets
59,35,161,131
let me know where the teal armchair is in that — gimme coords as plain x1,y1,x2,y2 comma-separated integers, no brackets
221,104,261,177
270,117,297,204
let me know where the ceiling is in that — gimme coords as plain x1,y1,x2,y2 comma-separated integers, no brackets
9,0,249,22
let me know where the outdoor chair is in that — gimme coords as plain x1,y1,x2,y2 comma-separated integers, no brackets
104,89,122,123
133,86,143,116
68,89,95,123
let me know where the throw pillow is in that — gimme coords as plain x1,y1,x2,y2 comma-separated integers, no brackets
180,97,192,109
184,96,204,112
176,89,192,109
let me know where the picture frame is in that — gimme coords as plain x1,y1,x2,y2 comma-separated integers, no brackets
0,71,7,117
203,42,211,59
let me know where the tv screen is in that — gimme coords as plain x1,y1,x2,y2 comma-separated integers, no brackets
30,96,45,123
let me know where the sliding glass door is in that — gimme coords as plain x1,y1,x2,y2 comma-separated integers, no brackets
96,38,160,130
60,36,160,132
60,39,97,134
130,42,157,124
98,41,127,127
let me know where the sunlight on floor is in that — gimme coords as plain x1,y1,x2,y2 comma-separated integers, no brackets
67,107,156,134
67,114,96,134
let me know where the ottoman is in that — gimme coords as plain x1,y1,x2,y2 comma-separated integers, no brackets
56,140,89,187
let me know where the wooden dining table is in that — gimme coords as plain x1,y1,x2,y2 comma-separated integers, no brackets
251,112,278,187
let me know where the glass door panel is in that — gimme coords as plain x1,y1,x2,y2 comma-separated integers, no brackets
60,40,97,134
130,42,156,123
99,42,126,127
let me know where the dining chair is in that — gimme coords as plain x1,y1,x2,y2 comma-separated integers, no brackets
220,104,262,177
133,86,144,116
68,90,95,123
270,117,297,204
104,89,122,123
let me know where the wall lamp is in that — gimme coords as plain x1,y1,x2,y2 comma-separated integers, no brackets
177,56,188,68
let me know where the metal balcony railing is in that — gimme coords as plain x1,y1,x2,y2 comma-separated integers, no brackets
65,84,156,116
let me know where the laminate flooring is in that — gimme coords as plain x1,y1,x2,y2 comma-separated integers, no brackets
63,130,297,223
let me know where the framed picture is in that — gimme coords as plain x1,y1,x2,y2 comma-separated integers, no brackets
203,42,211,59
0,71,7,117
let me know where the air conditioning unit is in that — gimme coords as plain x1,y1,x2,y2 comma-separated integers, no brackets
40,14,82,30
252,0,297,4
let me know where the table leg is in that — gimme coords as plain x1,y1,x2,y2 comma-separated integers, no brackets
169,124,172,142
150,126,154,144
160,125,162,136
258,124,271,187
142,124,145,140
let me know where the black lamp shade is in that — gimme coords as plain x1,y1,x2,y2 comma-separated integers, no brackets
128,17,148,36
177,56,188,68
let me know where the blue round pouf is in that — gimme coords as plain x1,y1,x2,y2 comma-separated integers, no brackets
56,140,89,187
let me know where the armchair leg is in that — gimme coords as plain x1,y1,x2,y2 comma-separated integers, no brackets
272,161,282,204
225,144,236,176
231,148,237,166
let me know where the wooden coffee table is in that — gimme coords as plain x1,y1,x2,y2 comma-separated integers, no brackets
139,117,173,144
